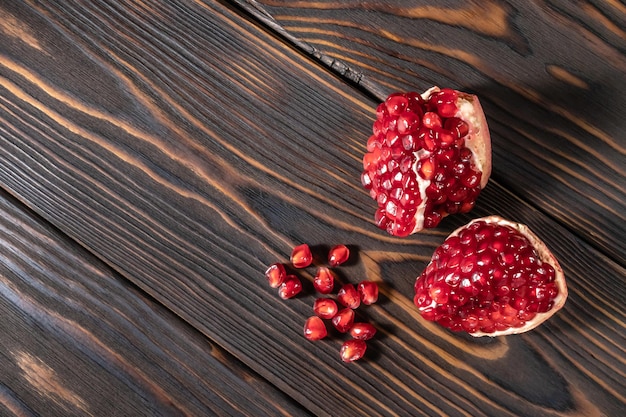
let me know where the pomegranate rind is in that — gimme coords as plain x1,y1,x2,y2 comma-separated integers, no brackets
419,215,567,337
468,216,567,336
455,91,491,189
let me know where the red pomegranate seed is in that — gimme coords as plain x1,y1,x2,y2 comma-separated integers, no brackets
357,281,379,305
291,244,313,268
313,298,338,320
265,263,287,288
340,339,367,362
328,244,350,267
332,308,355,333
349,323,377,340
303,316,327,341
313,267,335,294
278,275,302,299
337,284,360,309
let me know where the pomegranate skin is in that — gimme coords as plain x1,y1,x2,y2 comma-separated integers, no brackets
362,87,492,236
414,216,567,337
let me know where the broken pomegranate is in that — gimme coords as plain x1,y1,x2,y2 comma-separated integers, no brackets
313,267,335,294
361,87,491,236
414,216,568,336
357,281,379,305
304,316,328,341
291,244,313,268
313,298,338,320
332,308,355,333
328,244,350,267
337,283,360,309
265,263,287,288
278,275,302,299
349,323,377,340
340,339,367,362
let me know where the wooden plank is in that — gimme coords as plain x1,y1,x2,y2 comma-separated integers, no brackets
0,0,624,415
0,189,309,416
242,0,626,265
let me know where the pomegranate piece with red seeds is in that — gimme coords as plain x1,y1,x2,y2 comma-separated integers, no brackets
337,283,360,309
304,316,328,341
313,298,338,320
332,308,355,333
357,281,379,305
349,323,377,340
265,263,287,288
328,244,350,267
361,87,492,236
291,244,313,268
414,216,568,336
313,267,335,294
340,339,367,362
278,275,302,299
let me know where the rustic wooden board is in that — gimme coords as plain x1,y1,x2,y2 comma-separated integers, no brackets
0,189,308,416
0,0,624,415
243,0,626,265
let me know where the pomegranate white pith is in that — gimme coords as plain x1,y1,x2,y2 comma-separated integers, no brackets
414,216,567,337
362,87,492,236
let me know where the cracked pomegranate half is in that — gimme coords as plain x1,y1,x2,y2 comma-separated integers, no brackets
361,87,491,236
414,216,567,336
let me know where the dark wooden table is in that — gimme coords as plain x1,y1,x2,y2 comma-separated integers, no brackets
1,1,624,416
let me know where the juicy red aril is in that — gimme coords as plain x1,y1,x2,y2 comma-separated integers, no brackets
414,220,560,334
291,244,313,268
265,263,286,288
332,308,355,333
278,275,302,299
349,323,377,340
328,244,350,267
340,339,367,362
313,298,338,319
313,267,335,294
337,284,360,309
357,281,379,305
303,316,327,341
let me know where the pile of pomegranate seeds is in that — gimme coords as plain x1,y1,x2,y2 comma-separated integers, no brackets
265,243,379,362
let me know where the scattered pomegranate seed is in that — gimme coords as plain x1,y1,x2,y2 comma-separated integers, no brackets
269,243,382,361
313,267,335,294
332,308,355,333
349,323,377,340
265,263,287,288
303,316,328,341
313,298,338,319
357,281,379,305
278,275,302,299
328,244,350,267
340,339,367,362
337,284,360,309
291,244,313,268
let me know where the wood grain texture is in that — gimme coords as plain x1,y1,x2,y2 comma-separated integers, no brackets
244,0,626,265
0,190,308,417
0,0,624,415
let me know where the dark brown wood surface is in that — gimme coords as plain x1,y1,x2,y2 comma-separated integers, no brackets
0,190,307,417
0,1,624,416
